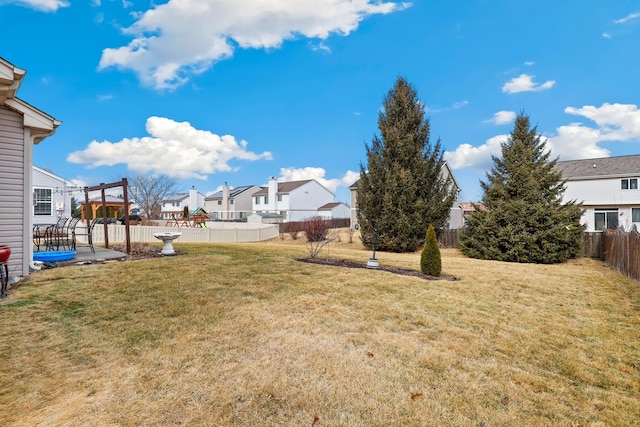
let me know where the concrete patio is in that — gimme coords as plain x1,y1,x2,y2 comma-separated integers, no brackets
33,244,128,265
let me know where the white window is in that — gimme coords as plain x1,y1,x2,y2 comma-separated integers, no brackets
621,178,638,190
264,195,269,204
217,200,222,205
632,208,640,223
280,210,287,220
255,196,261,205
277,194,283,202
34,188,52,216
230,199,234,205
594,208,619,231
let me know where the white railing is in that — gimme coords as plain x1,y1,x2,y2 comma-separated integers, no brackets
75,222,279,244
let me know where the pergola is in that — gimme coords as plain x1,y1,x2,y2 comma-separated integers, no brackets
83,179,132,254
80,195,132,221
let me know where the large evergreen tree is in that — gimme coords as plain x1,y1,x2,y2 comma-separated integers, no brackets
459,113,584,264
356,77,457,253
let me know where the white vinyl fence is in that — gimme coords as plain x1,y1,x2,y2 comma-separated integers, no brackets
75,222,279,245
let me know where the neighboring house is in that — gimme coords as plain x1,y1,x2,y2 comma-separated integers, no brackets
459,201,487,225
204,184,261,221
247,212,283,224
251,178,336,222
556,154,640,232
32,166,75,226
349,162,463,229
0,57,61,277
317,202,351,220
160,186,206,220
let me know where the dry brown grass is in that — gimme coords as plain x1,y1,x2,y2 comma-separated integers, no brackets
1,232,639,426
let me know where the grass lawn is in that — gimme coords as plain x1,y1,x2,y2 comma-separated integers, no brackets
1,234,639,426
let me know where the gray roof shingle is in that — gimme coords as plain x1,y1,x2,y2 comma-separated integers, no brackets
252,180,312,196
555,154,640,179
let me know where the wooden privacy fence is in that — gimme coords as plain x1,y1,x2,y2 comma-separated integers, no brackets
602,228,640,282
438,229,605,256
582,232,603,259
438,229,461,248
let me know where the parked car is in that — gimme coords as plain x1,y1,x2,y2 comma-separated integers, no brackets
118,214,143,224
94,217,117,225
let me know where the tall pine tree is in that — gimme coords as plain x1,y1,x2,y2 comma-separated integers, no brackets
459,112,584,264
356,77,457,253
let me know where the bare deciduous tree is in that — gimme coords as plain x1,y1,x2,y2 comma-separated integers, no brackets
128,175,181,219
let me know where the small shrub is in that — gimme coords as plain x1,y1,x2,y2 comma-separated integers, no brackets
283,221,302,240
303,216,330,242
420,224,441,276
302,216,336,258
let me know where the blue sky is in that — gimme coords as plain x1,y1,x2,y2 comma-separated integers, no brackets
2,0,639,203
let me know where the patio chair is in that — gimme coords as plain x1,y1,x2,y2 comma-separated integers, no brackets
44,217,69,251
59,217,80,251
73,219,97,254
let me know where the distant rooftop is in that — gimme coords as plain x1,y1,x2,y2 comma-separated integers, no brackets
555,154,640,179
253,180,312,196
205,185,257,200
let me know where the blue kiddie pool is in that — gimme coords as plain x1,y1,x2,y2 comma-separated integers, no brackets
33,251,77,262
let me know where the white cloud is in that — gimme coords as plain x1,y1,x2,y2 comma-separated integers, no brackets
502,74,555,94
452,100,469,109
602,32,612,39
547,103,640,160
444,135,506,170
545,123,610,160
67,116,273,179
278,167,359,193
425,99,468,113
98,0,411,90
446,102,640,171
310,41,331,53
483,110,516,125
4,0,68,11
614,12,640,24
524,61,535,66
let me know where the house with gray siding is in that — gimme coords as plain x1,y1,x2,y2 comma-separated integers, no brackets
32,166,76,226
1,57,61,278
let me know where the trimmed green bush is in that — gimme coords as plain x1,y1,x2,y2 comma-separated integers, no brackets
420,224,441,276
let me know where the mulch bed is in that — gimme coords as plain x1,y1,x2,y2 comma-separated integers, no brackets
111,243,166,260
297,257,459,281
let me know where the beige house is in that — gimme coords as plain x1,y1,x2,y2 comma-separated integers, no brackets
205,184,260,221
1,57,61,278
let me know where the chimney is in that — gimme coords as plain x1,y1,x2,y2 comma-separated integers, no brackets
268,176,278,212
222,182,230,220
189,186,197,213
